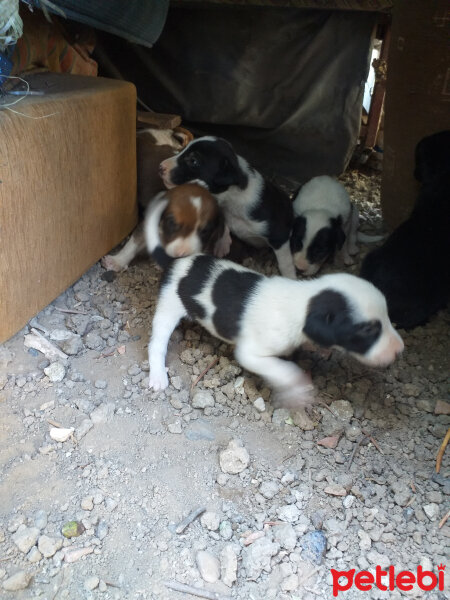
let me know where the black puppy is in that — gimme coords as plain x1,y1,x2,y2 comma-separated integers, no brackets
159,136,296,278
360,130,450,329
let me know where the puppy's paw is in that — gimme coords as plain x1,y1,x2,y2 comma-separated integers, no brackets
149,368,169,391
273,373,315,410
214,227,232,258
101,254,126,272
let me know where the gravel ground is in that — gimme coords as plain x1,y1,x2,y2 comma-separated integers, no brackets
0,170,449,600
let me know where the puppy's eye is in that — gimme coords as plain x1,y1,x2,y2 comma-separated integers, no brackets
185,153,201,169
199,222,214,242
162,214,181,236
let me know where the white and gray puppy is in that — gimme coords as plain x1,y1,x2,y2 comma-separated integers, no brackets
290,176,381,276
145,198,404,408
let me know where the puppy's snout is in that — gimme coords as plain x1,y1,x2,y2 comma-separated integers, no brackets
158,163,166,176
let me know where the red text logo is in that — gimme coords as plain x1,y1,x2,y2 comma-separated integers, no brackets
331,564,445,597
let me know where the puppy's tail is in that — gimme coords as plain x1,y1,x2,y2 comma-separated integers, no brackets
144,192,172,269
357,231,386,243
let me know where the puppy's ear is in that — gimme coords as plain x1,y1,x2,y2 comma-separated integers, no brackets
330,217,346,250
211,156,247,193
303,290,348,347
290,216,306,253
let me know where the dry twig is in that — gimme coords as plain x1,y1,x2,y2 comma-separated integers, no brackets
163,579,232,600
54,307,87,315
175,507,206,534
436,428,450,474
190,357,219,390
362,429,384,454
347,435,369,471
438,509,450,529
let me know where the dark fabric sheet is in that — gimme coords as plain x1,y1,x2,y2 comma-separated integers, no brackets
96,6,376,186
28,0,169,48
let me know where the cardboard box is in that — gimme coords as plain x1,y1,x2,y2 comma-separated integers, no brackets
381,0,450,229
0,73,137,342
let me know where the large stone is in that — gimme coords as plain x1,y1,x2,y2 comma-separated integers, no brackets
196,550,221,583
44,362,66,382
220,545,238,587
242,537,280,580
273,523,297,551
219,439,250,474
12,526,40,554
38,535,63,558
3,571,32,591
192,390,215,409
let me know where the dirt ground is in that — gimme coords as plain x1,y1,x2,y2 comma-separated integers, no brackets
0,170,449,600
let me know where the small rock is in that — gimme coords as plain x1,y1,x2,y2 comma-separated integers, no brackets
200,511,221,531
343,495,355,509
324,484,347,497
273,523,297,551
184,419,216,441
84,576,100,591
2,571,32,591
402,383,420,397
220,544,238,587
219,439,250,474
242,537,279,580
330,400,353,421
277,505,300,524
281,574,299,592
253,397,266,412
85,332,104,350
423,503,440,521
90,402,115,424
358,529,372,551
96,520,108,540
170,375,183,390
63,546,93,563
34,510,48,530
317,435,340,449
62,521,85,539
27,546,42,563
435,400,450,415
81,496,94,511
168,420,183,434
38,535,63,558
219,521,233,540
345,424,362,442
12,526,40,554
259,480,280,500
299,530,327,565
367,550,390,569
44,362,66,382
192,390,215,409
94,379,108,389
196,550,220,583
49,427,74,442
292,409,315,430
272,408,290,426
76,418,93,440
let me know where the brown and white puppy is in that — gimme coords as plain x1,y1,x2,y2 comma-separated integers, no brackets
102,126,192,272
156,183,226,259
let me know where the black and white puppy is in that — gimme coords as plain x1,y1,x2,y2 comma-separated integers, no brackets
159,136,296,279
361,130,450,329
145,198,404,407
290,176,383,276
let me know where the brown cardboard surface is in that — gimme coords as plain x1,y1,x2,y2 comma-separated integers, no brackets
381,0,450,229
0,74,137,343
